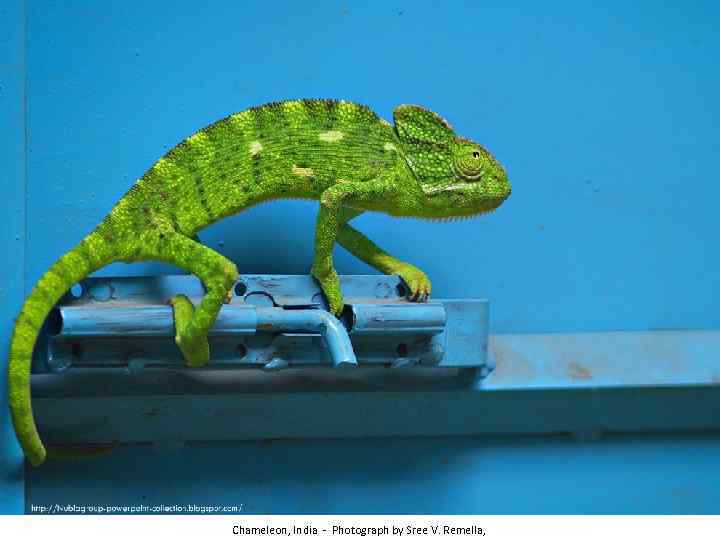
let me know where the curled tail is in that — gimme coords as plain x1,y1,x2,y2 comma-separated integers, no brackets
8,228,116,467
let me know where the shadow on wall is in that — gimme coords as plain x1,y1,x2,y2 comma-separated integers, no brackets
25,432,720,514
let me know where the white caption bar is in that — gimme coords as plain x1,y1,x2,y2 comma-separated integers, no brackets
2,515,719,540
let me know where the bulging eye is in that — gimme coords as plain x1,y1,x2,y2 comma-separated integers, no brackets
453,148,485,180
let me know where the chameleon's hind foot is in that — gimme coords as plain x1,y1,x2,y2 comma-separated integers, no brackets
169,294,210,367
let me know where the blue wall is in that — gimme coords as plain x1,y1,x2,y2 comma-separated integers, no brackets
0,0,26,515
6,0,720,513
25,0,720,334
25,434,720,514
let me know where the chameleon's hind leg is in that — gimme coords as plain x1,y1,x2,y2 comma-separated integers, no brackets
152,232,238,367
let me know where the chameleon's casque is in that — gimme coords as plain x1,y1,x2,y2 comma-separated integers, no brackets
7,99,511,466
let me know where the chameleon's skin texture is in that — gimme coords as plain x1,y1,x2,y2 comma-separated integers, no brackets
8,99,511,466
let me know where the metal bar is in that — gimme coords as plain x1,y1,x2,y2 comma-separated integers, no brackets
54,305,259,338
53,304,358,368
54,303,450,339
31,386,720,445
349,303,446,335
31,330,720,445
39,276,488,373
50,300,463,370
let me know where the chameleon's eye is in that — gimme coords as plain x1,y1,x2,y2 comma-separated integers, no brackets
453,147,485,180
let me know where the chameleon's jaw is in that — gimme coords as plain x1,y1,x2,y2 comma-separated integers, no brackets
414,171,511,220
418,190,510,221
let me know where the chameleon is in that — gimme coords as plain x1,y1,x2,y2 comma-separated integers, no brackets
8,99,511,466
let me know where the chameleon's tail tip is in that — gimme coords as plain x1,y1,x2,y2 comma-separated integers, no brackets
27,447,47,468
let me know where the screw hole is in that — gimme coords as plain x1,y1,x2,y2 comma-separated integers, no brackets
234,282,248,296
396,283,407,298
70,283,84,299
236,344,248,359
47,309,63,335
396,343,408,358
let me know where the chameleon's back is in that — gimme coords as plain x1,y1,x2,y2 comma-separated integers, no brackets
112,99,406,237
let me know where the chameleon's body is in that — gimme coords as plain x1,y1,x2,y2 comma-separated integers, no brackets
8,99,511,466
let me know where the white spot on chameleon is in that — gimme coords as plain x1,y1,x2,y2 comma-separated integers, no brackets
249,140,263,156
292,164,314,177
384,142,397,152
422,182,466,195
318,130,344,143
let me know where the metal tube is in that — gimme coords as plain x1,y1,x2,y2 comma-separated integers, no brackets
349,303,446,336
255,308,357,368
54,305,258,338
53,304,358,368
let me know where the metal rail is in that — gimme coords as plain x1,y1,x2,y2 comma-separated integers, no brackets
39,274,486,372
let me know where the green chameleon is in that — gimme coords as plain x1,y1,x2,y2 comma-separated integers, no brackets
8,99,511,466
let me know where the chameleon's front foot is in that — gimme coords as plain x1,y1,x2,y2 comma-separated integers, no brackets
394,263,432,303
311,265,345,316
169,294,210,367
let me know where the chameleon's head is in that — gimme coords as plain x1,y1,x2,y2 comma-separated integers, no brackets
393,105,511,219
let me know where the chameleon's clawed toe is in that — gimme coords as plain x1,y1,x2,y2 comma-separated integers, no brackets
411,288,430,303
394,264,432,304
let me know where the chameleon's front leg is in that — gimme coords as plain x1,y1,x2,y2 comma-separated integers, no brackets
311,183,381,316
337,221,432,302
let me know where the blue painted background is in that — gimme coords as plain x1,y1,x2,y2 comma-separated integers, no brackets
25,434,720,514
0,0,25,514
25,0,720,333
2,0,718,513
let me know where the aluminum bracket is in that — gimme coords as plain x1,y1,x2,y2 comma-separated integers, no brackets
37,274,489,376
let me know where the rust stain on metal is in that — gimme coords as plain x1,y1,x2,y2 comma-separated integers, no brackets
568,361,593,380
488,338,536,381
